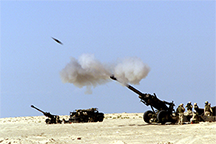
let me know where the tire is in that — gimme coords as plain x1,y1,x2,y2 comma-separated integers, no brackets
71,117,80,123
157,110,170,124
97,116,104,122
88,117,95,122
98,117,104,122
143,110,153,123
45,119,51,124
58,120,62,124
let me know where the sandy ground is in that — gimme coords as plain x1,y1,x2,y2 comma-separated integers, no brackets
0,113,216,144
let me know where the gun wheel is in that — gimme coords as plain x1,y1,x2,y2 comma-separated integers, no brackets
157,110,170,124
143,110,153,124
45,119,51,124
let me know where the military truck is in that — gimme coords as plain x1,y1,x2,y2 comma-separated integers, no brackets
66,108,104,123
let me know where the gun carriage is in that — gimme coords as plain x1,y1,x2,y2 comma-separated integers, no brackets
110,75,177,124
31,105,62,124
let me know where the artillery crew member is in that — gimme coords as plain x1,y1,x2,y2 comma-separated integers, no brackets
193,103,202,115
194,103,198,111
204,101,213,116
185,101,193,116
177,103,185,125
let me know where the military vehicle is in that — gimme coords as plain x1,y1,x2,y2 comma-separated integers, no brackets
31,105,62,124
110,75,177,124
66,108,104,123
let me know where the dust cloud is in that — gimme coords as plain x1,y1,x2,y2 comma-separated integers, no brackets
60,54,150,94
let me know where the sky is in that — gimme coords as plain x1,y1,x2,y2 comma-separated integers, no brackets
1,1,215,118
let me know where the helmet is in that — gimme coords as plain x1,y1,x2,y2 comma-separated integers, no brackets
188,101,191,104
194,103,197,105
180,103,183,106
205,101,208,104
208,103,211,105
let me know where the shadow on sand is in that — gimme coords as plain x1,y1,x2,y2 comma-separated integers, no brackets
118,123,149,127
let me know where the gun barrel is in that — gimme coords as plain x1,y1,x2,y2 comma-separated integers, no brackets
126,84,143,96
110,75,143,96
31,105,45,114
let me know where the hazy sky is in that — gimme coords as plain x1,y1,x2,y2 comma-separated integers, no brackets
1,1,215,118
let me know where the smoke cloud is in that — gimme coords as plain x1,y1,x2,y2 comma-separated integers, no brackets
113,57,150,85
60,54,150,94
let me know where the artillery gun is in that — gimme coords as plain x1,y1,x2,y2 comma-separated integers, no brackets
110,75,177,124
67,108,104,123
31,105,62,124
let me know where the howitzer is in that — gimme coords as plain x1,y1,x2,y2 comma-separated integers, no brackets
110,75,177,124
31,105,62,124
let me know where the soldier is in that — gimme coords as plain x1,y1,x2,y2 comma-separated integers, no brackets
204,102,213,116
208,103,213,116
177,103,185,125
193,103,198,111
185,101,193,116
193,103,203,115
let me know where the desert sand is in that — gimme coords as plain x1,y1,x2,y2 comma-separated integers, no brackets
0,113,216,144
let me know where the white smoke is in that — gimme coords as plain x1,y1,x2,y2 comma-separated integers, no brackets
114,57,150,85
60,54,150,94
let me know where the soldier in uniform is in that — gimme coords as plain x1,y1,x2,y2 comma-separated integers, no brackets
204,102,213,116
185,101,193,116
208,103,213,116
193,103,198,111
193,103,204,115
177,103,185,125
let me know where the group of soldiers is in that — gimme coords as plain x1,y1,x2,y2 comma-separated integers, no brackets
176,101,213,125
